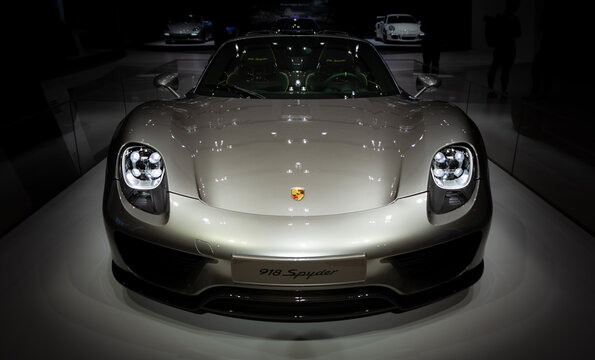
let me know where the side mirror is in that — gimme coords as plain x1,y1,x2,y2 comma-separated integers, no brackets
413,74,441,99
153,73,181,98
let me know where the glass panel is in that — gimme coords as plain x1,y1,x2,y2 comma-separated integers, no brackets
511,97,595,234
466,83,517,172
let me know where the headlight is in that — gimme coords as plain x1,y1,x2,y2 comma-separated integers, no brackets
428,145,476,214
388,25,395,31
122,146,165,189
431,146,473,189
119,145,168,214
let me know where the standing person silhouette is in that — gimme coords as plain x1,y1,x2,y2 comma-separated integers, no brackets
421,9,443,74
486,0,522,96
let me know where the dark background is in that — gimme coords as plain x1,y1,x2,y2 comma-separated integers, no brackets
8,0,471,78
60,0,470,46
7,0,584,91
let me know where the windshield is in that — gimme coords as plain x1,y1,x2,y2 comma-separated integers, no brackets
170,14,202,23
386,15,417,24
194,36,400,99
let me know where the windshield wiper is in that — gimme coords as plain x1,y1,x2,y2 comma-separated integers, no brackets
215,84,266,99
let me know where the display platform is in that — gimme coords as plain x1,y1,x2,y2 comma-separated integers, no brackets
0,160,593,359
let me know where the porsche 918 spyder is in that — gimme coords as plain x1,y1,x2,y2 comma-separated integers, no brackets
103,32,492,321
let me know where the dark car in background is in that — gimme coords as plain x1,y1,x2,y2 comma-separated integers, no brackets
164,14,213,43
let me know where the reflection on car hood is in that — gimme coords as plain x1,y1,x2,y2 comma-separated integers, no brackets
176,97,429,216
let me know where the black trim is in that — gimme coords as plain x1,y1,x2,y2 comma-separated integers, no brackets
114,232,211,295
385,232,483,293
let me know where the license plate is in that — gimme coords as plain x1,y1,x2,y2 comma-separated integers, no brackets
232,254,366,286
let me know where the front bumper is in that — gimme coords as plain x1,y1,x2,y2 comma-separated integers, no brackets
164,33,205,43
113,260,483,321
103,176,491,320
389,33,423,42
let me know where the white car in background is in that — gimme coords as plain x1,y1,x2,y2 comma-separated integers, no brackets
375,14,424,43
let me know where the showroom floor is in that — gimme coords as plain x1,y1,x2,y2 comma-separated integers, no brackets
1,45,593,359
1,160,593,359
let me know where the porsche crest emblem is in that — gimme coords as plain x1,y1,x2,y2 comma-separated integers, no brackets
291,187,305,201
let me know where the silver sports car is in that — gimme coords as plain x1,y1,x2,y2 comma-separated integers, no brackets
103,32,492,321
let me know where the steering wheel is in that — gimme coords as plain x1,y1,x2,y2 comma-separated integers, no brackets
323,72,361,85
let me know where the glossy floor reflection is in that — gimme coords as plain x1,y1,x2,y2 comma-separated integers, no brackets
0,160,593,359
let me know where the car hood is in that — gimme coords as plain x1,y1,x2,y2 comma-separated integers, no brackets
168,22,200,33
171,98,430,216
140,97,430,216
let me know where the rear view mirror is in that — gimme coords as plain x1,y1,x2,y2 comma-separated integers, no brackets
413,74,442,99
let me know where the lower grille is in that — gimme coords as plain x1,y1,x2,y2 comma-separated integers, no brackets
386,232,483,293
200,287,397,321
114,232,211,295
